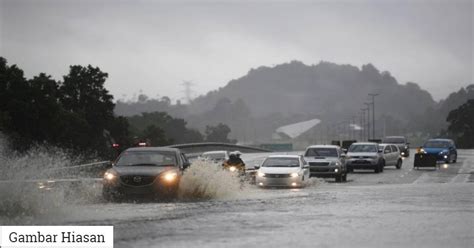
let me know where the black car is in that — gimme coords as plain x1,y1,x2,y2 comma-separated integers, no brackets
382,136,410,157
102,147,190,201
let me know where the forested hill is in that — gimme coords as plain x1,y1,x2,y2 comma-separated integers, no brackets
188,61,435,123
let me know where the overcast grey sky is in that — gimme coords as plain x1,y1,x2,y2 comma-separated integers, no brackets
1,0,472,102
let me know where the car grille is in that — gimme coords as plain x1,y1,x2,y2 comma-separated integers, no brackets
121,175,156,186
309,162,330,166
352,160,371,164
310,167,331,173
351,156,373,159
265,174,291,178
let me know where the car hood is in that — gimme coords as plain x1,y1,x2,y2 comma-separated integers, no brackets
112,166,177,176
259,167,302,174
422,147,448,154
346,152,378,157
304,156,339,163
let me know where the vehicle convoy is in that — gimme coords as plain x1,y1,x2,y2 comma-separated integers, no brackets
255,155,310,188
102,147,190,201
378,143,403,169
303,145,347,182
418,138,457,163
345,142,384,173
382,136,410,157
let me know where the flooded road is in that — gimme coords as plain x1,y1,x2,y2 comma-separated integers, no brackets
1,150,473,247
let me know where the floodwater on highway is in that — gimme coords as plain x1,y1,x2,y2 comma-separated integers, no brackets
1,148,473,248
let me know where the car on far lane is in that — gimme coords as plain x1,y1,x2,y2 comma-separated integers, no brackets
255,155,310,188
303,145,347,182
378,143,403,169
419,138,457,163
345,142,384,173
201,150,229,164
382,136,410,157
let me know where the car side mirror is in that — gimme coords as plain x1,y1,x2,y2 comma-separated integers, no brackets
303,164,309,168
378,149,383,153
342,148,348,153
254,165,260,169
183,162,191,169
340,153,346,158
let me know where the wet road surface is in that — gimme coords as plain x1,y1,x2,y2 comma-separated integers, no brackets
4,150,474,247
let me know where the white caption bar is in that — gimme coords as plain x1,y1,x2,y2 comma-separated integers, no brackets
0,226,113,248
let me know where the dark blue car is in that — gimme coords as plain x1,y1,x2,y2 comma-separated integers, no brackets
420,139,457,163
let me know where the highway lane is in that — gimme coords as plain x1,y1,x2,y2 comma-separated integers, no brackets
2,150,473,247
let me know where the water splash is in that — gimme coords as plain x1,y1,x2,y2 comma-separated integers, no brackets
178,159,244,200
0,135,101,224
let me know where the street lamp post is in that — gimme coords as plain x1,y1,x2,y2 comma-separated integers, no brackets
364,102,371,140
360,108,367,141
368,93,380,140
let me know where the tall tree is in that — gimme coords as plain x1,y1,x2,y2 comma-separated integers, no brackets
59,65,116,155
205,123,235,143
446,99,474,148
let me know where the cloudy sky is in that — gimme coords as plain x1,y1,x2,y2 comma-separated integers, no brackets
1,0,472,102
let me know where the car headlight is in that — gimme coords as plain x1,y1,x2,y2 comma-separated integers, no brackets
229,166,237,172
257,172,265,177
162,171,178,182
104,171,117,181
290,172,299,178
330,161,341,166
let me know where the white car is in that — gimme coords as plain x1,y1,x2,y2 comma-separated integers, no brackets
255,155,310,188
201,150,229,164
378,143,403,169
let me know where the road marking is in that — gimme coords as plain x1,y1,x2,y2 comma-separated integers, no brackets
449,157,473,184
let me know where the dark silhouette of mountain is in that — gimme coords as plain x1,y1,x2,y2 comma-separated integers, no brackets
189,61,435,123
115,61,471,143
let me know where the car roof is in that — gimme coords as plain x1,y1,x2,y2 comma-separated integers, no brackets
350,142,378,145
306,145,340,149
125,147,181,153
266,154,301,159
202,150,227,154
384,136,406,138
378,143,397,147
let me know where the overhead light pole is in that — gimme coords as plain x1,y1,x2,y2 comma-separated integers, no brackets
360,108,368,141
364,102,371,141
368,93,380,140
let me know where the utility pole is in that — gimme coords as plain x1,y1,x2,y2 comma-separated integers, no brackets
364,102,371,141
360,108,368,141
368,93,379,140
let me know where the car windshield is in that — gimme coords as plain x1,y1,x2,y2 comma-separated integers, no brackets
424,141,450,148
116,151,177,166
383,137,405,143
305,148,338,157
348,144,377,153
202,153,226,160
262,157,300,167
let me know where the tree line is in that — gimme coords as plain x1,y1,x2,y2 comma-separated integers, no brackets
0,57,234,159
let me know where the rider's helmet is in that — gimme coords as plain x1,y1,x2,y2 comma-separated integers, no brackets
233,151,242,157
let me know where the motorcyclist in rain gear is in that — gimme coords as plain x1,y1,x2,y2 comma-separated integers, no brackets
223,151,246,174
